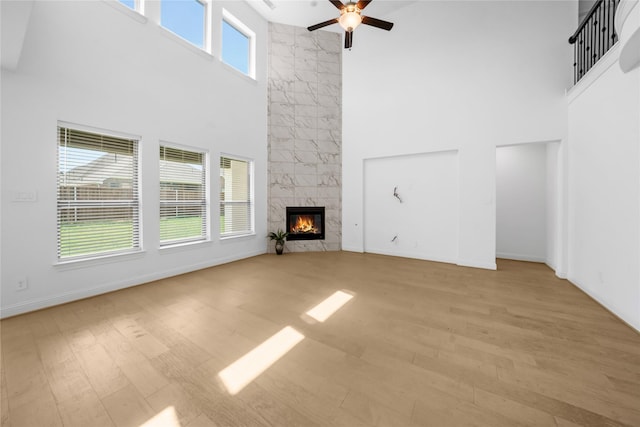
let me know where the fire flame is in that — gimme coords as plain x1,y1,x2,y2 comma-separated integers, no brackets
292,215,318,234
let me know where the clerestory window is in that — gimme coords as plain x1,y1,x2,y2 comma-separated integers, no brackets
221,10,256,78
161,0,207,49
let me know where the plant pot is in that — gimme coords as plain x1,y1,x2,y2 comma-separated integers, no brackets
275,242,284,255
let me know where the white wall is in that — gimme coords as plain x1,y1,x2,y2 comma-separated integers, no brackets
496,144,548,262
342,0,576,270
546,142,561,271
364,150,459,263
578,0,598,21
0,0,269,317
567,46,640,331
0,0,34,70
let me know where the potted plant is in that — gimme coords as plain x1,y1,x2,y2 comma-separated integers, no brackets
268,229,289,255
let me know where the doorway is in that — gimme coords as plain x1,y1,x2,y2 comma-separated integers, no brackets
496,142,560,269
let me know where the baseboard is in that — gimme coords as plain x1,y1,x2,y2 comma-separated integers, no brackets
365,248,458,265
457,259,497,270
568,276,640,334
496,252,546,263
545,259,557,272
555,270,568,279
0,249,266,319
341,246,364,253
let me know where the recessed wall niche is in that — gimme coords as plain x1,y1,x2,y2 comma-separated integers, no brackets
267,23,342,253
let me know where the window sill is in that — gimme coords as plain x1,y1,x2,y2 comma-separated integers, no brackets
54,250,146,271
103,0,147,24
219,60,258,83
220,232,256,241
157,26,214,62
159,239,212,253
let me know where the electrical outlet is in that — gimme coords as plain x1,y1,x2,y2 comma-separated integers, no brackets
16,277,28,291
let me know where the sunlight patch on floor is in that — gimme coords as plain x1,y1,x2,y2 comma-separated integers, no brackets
140,406,181,427
218,326,305,395
304,290,354,323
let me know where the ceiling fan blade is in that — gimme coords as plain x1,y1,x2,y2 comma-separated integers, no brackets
361,15,394,31
329,0,344,10
307,18,339,31
344,31,353,49
356,0,372,10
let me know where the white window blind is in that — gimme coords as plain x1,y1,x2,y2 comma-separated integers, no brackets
160,145,208,245
57,126,140,260
220,156,253,236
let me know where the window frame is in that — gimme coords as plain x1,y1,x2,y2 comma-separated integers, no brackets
219,154,255,239
221,9,256,79
117,0,139,12
159,142,210,248
56,122,142,263
159,0,209,52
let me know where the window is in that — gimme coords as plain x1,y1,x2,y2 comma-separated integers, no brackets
118,0,136,10
160,145,208,246
221,10,255,78
220,156,253,237
161,0,206,49
57,126,140,261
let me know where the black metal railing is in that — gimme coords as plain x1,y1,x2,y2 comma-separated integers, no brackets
569,0,619,84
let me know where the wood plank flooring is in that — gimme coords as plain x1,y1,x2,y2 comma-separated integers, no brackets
1,252,639,426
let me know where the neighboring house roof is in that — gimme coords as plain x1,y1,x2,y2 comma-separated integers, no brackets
60,153,202,186
159,160,203,185
61,153,133,186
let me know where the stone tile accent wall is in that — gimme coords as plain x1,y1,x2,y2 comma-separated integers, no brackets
267,23,342,253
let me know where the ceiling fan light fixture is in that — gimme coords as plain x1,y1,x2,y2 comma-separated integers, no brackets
338,5,362,32
307,0,393,49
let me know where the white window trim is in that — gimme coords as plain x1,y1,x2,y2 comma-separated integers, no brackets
105,0,147,23
159,141,211,248
57,121,140,145
55,250,146,270
203,0,213,54
125,0,141,12
219,153,255,239
55,121,143,265
158,0,211,54
221,9,256,79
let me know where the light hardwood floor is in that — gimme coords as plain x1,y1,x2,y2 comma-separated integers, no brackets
2,252,639,427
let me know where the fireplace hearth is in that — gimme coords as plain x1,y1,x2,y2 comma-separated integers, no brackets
286,207,325,241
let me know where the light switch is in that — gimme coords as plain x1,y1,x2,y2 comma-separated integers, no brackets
11,190,37,202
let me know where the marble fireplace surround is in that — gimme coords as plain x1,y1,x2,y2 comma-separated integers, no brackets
267,23,342,253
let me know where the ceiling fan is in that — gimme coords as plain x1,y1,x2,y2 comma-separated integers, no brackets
307,0,394,49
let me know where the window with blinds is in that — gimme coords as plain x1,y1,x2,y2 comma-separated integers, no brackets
57,126,140,261
160,145,208,246
220,156,253,237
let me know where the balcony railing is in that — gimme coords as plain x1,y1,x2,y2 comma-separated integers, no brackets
569,0,620,84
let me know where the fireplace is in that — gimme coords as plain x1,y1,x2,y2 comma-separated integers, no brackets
286,207,325,241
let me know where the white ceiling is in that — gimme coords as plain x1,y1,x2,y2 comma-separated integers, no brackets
245,0,416,32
